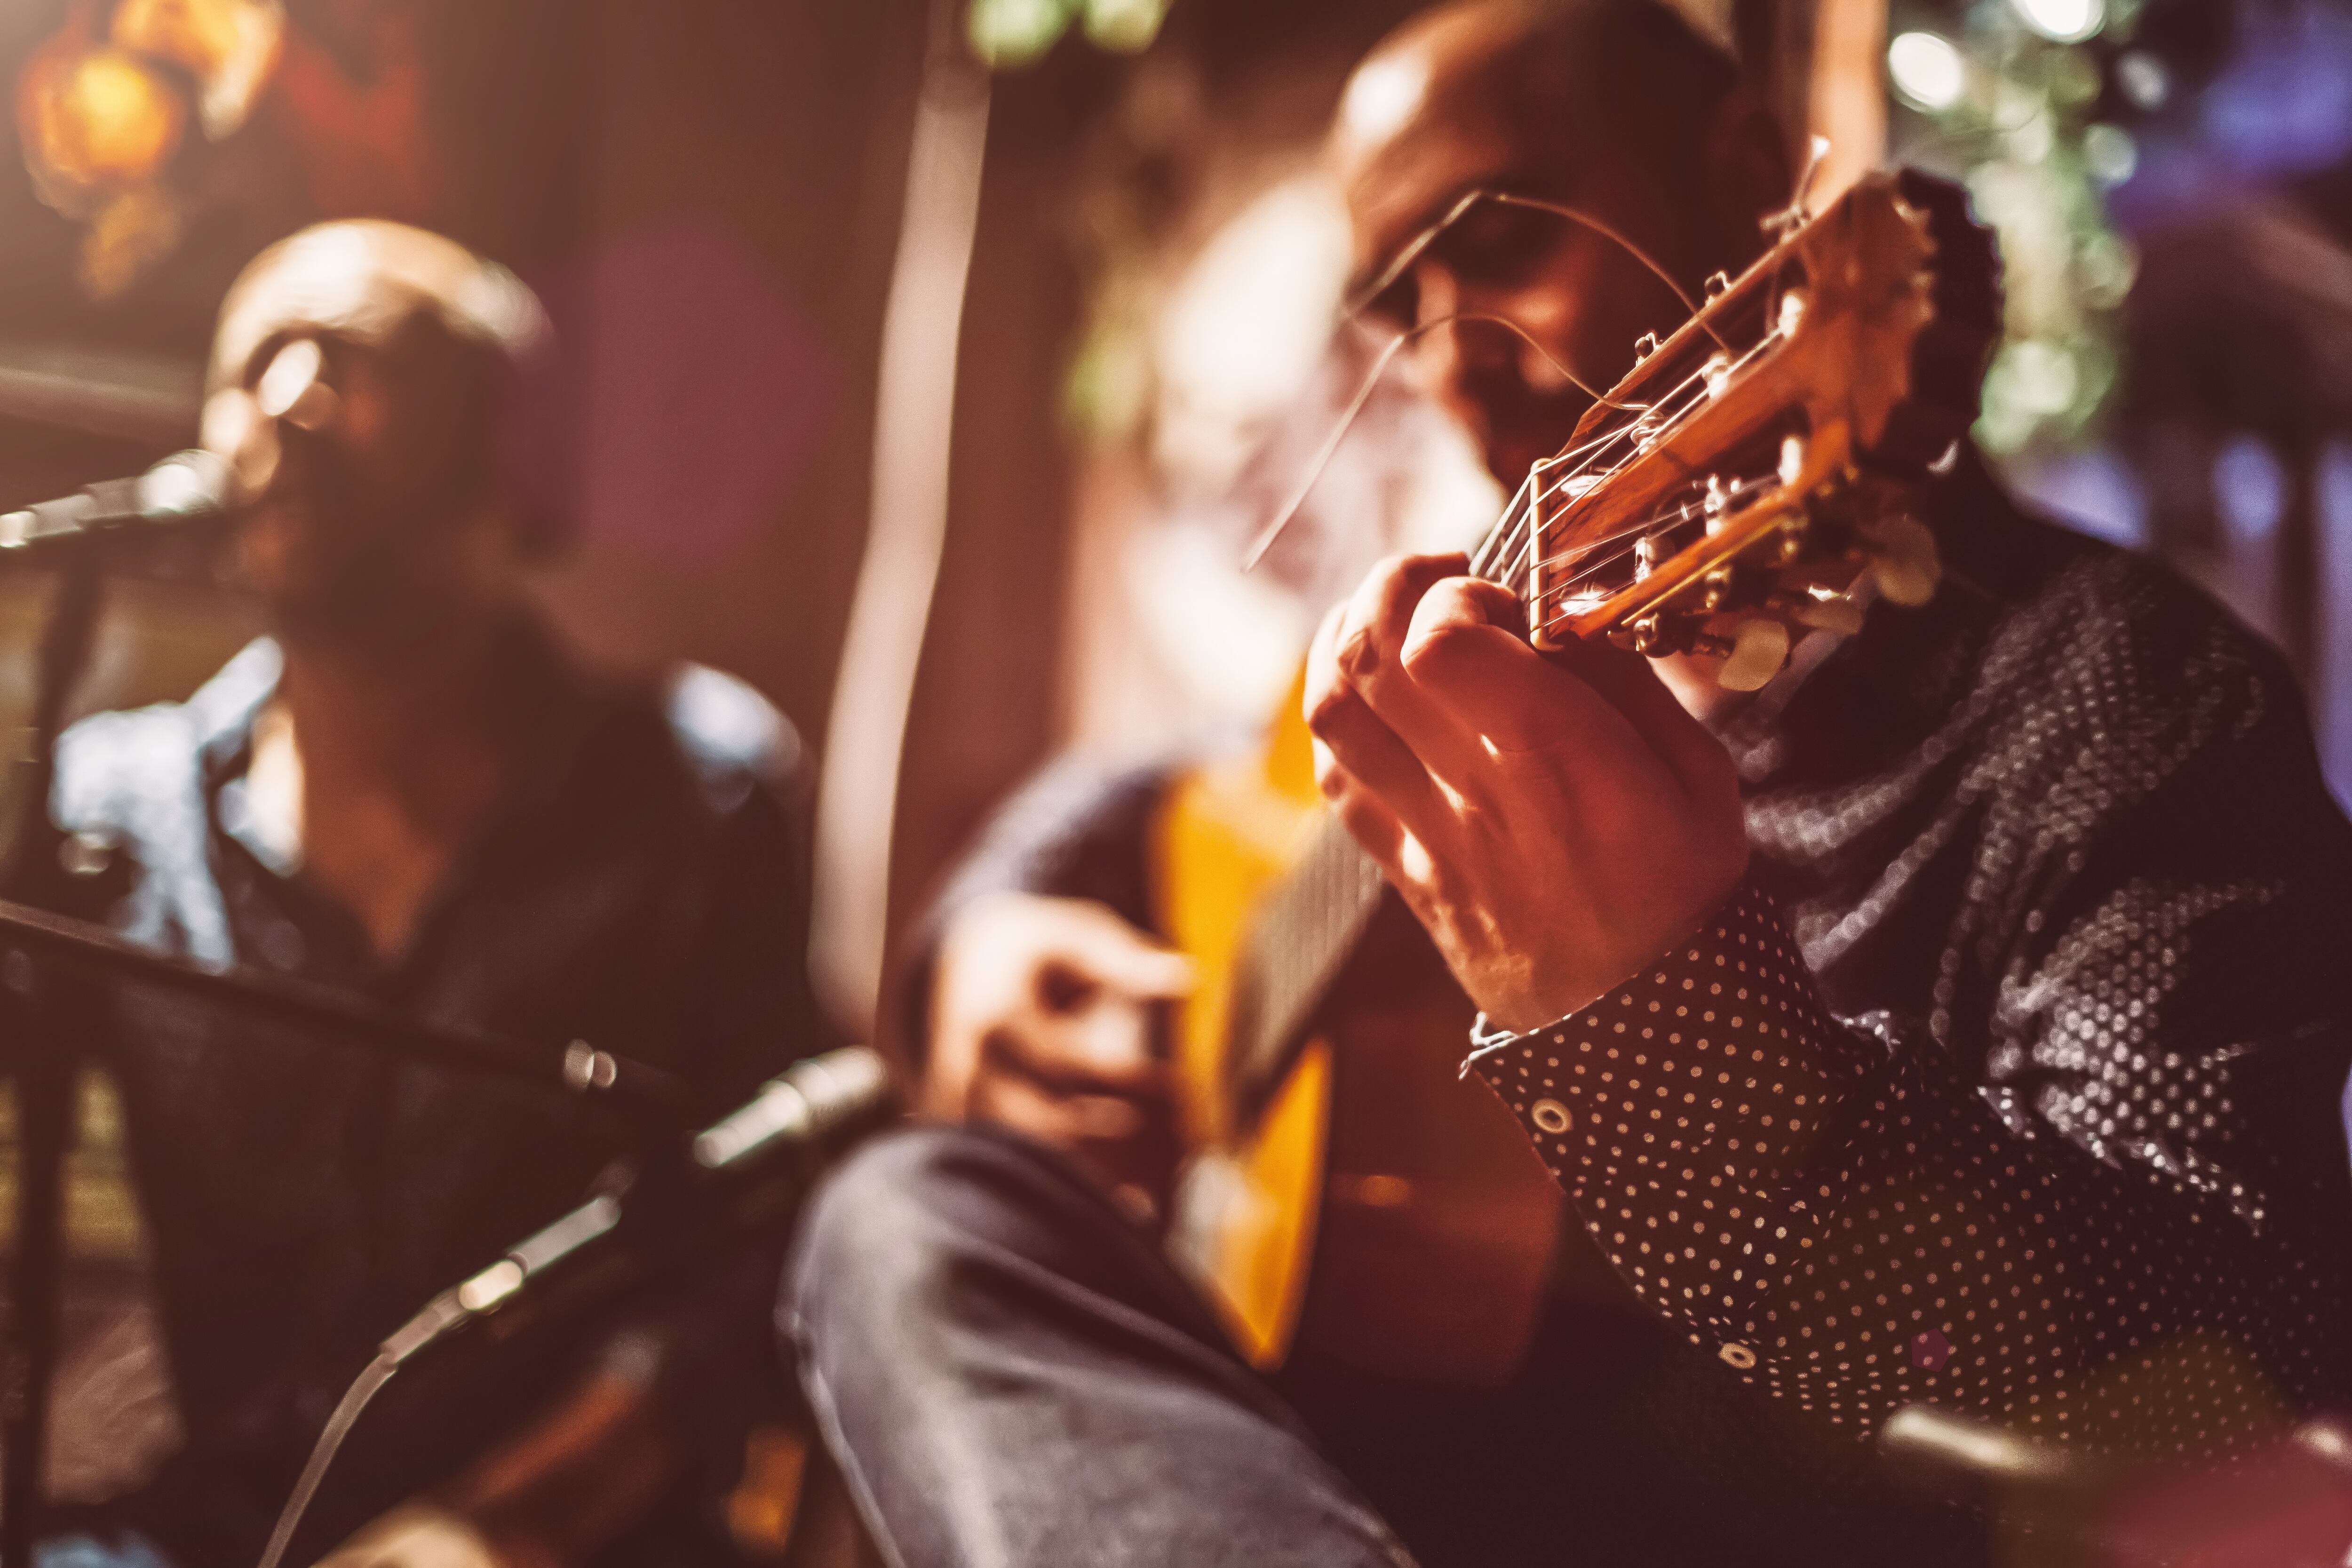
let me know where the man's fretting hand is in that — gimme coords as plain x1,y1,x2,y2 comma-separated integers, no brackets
1304,552,1749,1034
925,892,1193,1217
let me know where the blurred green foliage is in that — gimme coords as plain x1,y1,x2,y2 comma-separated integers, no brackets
968,0,1172,68
1890,0,2146,454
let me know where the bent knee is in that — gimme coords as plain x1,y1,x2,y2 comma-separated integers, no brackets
787,1124,1057,1341
794,1125,965,1280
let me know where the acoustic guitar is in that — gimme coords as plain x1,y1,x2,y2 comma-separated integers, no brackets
1157,168,2002,1384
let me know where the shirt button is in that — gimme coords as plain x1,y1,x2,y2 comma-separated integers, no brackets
1719,1342,1757,1370
1530,1099,1571,1134
1910,1329,1953,1371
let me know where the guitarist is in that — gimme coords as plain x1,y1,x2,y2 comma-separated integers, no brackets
787,0,2352,1563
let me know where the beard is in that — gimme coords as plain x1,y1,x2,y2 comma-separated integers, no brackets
249,445,507,669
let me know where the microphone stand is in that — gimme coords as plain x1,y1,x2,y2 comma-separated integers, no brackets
0,538,110,1568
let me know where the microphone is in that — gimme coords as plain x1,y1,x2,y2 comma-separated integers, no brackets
257,1045,896,1568
691,1040,892,1172
0,450,233,559
390,1044,894,1360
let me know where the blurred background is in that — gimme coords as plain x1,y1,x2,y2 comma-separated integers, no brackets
0,0,2349,1520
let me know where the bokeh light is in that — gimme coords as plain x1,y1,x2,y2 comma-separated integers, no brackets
1888,32,1966,112
20,45,184,192
969,0,1077,67
110,0,283,140
2011,0,2107,46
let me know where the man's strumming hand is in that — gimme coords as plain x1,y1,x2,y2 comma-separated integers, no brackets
926,892,1192,1217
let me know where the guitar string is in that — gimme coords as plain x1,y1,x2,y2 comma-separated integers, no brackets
1266,183,1790,615
1474,322,1780,588
1467,376,1718,581
1512,472,1778,640
1345,187,1724,351
1530,477,1773,608
1468,426,1647,583
1493,312,1797,605
1250,175,1743,573
1241,311,1643,572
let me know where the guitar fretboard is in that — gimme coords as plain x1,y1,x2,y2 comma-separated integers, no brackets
1223,521,1534,1110
1224,813,1390,1113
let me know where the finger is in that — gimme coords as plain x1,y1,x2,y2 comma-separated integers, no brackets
969,1055,1155,1147
1036,903,1195,1004
1402,587,1737,818
1332,554,1480,761
1307,670,1443,818
1307,584,1445,826
922,997,990,1121
1400,578,1646,755
1302,598,1353,761
987,1008,1172,1098
1332,553,1468,678
1319,761,1414,883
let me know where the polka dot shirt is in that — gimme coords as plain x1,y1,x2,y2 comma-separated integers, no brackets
1467,462,2352,1464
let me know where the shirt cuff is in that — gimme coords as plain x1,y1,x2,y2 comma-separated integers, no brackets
1462,875,1867,1187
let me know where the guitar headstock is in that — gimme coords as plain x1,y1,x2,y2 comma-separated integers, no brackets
1493,170,2001,689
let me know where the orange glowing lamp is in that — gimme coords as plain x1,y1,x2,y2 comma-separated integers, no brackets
19,41,185,196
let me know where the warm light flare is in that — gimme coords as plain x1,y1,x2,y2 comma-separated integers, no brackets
20,42,184,194
112,0,285,139
15,0,296,298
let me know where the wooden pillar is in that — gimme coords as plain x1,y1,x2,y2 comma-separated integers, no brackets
1806,0,1888,201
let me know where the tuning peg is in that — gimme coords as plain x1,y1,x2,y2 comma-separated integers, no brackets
1796,595,1867,636
1764,583,1865,636
1865,515,1942,606
1699,617,1791,692
1627,613,1694,657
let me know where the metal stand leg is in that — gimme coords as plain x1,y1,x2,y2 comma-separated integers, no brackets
0,553,108,1567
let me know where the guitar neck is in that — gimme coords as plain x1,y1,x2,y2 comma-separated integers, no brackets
1222,517,1526,1112
1223,813,1389,1114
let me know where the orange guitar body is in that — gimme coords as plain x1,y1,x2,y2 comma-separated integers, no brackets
1155,670,1562,1385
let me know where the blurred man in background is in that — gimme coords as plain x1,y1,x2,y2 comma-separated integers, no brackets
787,0,2352,1564
43,221,826,1568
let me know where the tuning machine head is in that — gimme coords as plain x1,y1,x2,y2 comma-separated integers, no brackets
1694,618,1793,692
1859,513,1942,606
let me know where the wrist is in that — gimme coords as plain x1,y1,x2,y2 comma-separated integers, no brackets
1478,845,1753,1034
1464,872,1862,1182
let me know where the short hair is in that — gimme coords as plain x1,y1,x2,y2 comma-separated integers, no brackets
209,220,550,393
210,222,568,554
